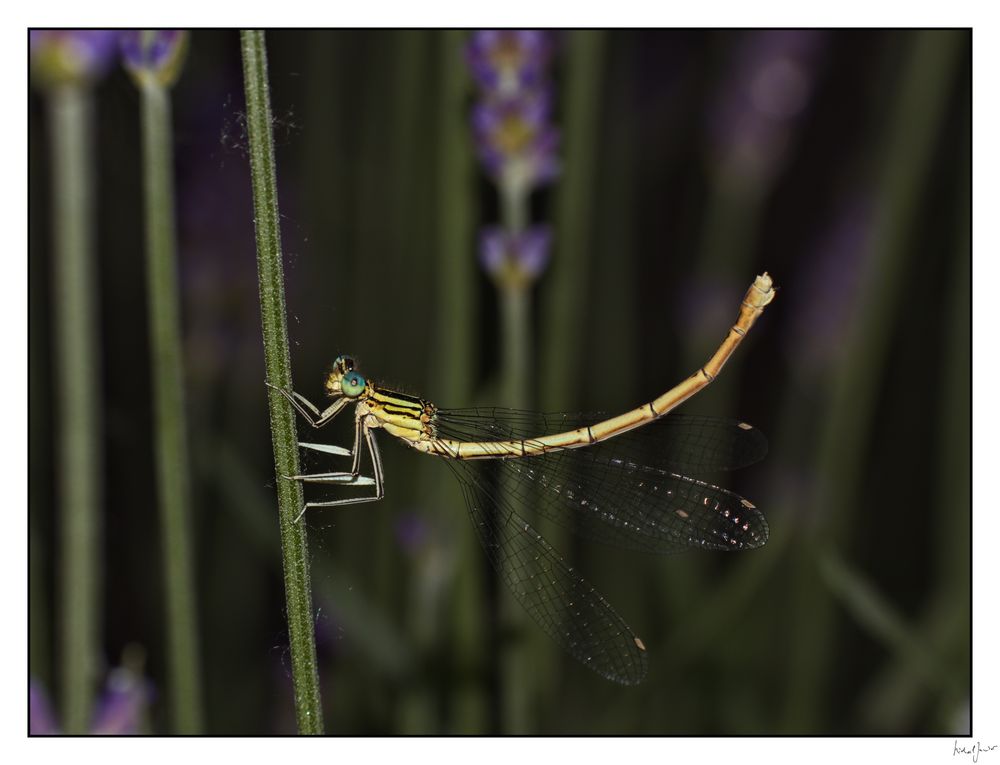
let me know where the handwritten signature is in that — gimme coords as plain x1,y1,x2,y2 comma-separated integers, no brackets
955,741,998,763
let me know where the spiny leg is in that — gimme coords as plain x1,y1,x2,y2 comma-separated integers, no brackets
286,409,367,482
266,381,351,429
294,425,385,522
266,380,320,419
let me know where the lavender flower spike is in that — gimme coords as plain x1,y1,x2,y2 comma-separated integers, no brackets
120,30,189,88
466,30,552,96
89,666,153,735
479,226,552,288
30,30,120,88
471,92,560,192
29,680,59,735
30,667,153,735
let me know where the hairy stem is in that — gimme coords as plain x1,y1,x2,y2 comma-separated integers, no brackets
240,29,324,735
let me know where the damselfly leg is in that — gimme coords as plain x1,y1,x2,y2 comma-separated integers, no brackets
266,380,351,429
268,381,382,521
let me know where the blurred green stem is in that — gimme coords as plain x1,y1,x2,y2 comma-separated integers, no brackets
859,130,971,732
50,83,101,735
498,173,533,735
819,553,952,690
500,287,531,408
498,288,532,735
781,30,963,732
433,30,487,734
240,29,324,735
499,173,532,408
542,30,605,412
139,79,204,733
537,32,611,709
435,33,476,405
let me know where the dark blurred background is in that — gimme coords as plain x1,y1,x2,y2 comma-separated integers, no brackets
29,29,971,734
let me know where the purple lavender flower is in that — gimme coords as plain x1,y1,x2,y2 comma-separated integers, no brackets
30,30,120,88
676,278,745,336
394,512,431,556
471,91,560,190
479,226,552,288
29,680,59,735
708,30,826,183
468,29,559,289
466,30,552,96
311,600,347,657
29,667,153,735
120,30,189,87
89,666,153,734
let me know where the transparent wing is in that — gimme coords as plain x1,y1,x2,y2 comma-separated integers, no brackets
435,409,769,554
446,458,648,685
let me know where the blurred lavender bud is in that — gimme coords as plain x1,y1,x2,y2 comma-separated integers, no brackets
471,92,560,192
784,193,872,372
479,225,552,288
311,600,347,657
393,512,455,636
676,278,744,335
120,30,189,88
31,664,153,735
29,679,59,735
30,30,120,89
466,30,552,96
708,30,826,185
89,665,154,734
394,512,431,557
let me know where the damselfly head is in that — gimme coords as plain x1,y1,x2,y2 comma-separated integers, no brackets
324,356,367,399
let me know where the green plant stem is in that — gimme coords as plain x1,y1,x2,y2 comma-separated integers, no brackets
50,83,101,735
435,32,476,409
498,282,533,735
542,30,605,412
139,80,204,733
497,167,534,735
819,553,952,690
536,44,608,693
780,30,963,732
433,29,487,734
240,29,324,735
500,287,531,409
856,131,971,733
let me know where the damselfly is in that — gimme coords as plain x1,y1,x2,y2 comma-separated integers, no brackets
270,273,776,684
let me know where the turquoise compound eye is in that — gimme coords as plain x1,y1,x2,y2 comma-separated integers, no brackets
341,372,366,398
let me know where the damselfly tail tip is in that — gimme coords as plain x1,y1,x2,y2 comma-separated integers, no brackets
749,272,776,308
